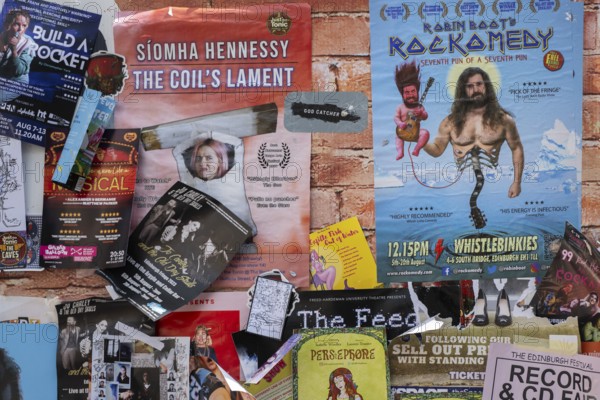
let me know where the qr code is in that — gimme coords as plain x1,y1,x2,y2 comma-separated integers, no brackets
543,233,562,260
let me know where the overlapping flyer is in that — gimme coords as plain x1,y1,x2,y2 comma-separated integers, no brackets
98,181,252,320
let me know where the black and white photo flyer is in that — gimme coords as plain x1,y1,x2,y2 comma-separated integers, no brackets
98,181,252,321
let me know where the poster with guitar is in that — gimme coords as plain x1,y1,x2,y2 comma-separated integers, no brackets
370,0,583,283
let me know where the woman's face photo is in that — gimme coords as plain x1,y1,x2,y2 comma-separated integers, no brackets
9,15,28,36
194,329,207,344
194,145,219,180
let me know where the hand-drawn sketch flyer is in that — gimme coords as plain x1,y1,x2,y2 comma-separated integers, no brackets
112,4,312,289
0,0,100,146
246,276,293,340
370,0,583,283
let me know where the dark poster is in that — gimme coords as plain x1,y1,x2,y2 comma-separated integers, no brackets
41,128,140,268
530,222,600,356
0,0,100,145
98,181,253,321
282,288,417,342
55,298,155,400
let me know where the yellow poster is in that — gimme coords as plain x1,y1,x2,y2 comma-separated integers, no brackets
293,327,391,400
309,217,378,290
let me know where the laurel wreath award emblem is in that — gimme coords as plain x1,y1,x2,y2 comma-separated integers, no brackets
258,142,291,169
279,143,290,168
258,143,269,169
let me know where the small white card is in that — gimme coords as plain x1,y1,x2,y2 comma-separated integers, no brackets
246,276,293,340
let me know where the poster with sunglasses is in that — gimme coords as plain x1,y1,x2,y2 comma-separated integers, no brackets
0,0,100,146
97,181,253,321
91,335,189,400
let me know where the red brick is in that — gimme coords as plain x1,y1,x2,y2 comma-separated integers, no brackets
311,149,374,187
313,16,370,56
583,146,600,182
313,57,372,96
584,56,600,95
340,188,375,229
583,99,600,140
582,183,600,226
310,188,341,229
584,11,598,51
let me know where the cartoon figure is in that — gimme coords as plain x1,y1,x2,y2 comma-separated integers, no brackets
327,368,362,400
310,250,336,291
393,61,432,160
0,145,21,228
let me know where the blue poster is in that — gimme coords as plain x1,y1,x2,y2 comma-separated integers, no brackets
0,0,100,145
370,0,583,283
0,323,58,399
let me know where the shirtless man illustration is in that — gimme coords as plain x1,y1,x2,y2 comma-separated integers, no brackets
422,67,524,199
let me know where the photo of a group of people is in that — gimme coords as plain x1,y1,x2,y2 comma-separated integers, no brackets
92,337,189,400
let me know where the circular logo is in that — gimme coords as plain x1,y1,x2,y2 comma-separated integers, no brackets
50,131,66,142
0,233,27,266
543,50,564,71
267,12,291,35
123,131,138,143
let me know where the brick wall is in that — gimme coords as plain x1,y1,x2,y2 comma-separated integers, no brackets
0,0,596,299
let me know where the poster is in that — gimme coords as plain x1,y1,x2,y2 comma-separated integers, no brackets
483,343,599,400
530,223,600,357
0,0,100,145
98,182,253,321
91,335,190,400
282,288,417,343
309,216,378,290
55,298,155,400
0,135,26,268
112,4,312,289
293,327,391,400
370,0,583,283
157,291,250,380
41,128,140,268
388,316,580,394
0,323,58,400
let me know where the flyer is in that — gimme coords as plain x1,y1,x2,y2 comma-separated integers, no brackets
309,216,378,290
41,128,140,268
530,222,600,357
388,316,580,394
483,343,599,400
370,0,583,283
91,335,190,400
157,291,250,380
282,288,418,342
55,298,155,400
97,182,253,321
244,353,293,400
0,135,26,269
0,0,100,145
0,323,58,399
112,4,312,289
293,327,392,400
